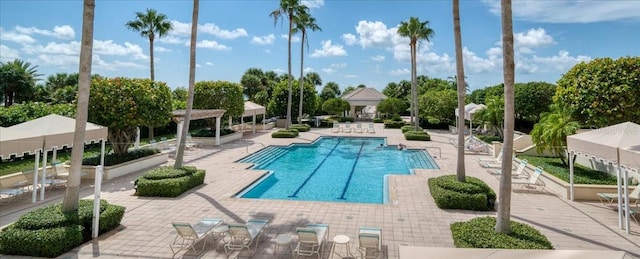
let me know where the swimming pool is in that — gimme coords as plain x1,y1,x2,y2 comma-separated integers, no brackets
236,137,439,204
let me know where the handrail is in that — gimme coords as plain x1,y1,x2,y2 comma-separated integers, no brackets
246,141,266,153
424,146,442,158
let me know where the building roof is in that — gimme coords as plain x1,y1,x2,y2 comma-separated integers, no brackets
341,87,387,101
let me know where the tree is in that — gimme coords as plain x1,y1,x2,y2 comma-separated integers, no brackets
267,80,317,118
469,88,487,104
453,0,467,182
322,98,350,116
294,11,321,123
304,71,322,87
555,56,640,127
397,17,435,130
271,0,308,128
475,95,504,138
342,86,356,96
89,78,172,155
126,8,173,140
514,82,556,122
377,97,407,116
531,105,579,166
319,81,340,103
174,0,199,168
193,80,244,127
419,89,457,124
0,59,41,107
63,0,95,212
496,0,515,234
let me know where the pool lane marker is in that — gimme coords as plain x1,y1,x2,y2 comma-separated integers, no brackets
289,139,342,197
338,142,365,200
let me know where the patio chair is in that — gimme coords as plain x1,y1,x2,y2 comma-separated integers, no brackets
512,166,545,190
355,123,364,133
294,223,329,259
332,122,341,133
357,227,383,259
44,166,67,191
224,218,270,256
597,183,640,207
0,181,25,205
368,123,376,134
489,159,527,178
170,218,223,257
344,122,353,133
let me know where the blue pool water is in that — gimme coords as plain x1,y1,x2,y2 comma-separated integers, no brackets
236,137,439,204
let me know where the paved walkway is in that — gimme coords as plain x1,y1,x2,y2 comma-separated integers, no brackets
1,124,639,258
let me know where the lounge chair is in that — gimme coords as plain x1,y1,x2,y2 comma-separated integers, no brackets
512,167,545,190
170,218,223,257
332,122,340,133
358,227,383,259
224,218,270,256
368,123,376,134
597,183,640,207
344,122,353,133
355,123,364,133
44,166,67,191
294,223,329,259
490,160,528,178
0,181,25,205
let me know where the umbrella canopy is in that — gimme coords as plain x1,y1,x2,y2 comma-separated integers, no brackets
567,122,640,168
243,101,266,117
0,127,44,159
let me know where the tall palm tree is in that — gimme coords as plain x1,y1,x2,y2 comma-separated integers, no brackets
453,0,467,182
293,9,321,124
0,59,41,107
62,0,94,212
496,0,515,234
270,0,308,128
126,8,173,139
397,17,435,131
174,0,199,168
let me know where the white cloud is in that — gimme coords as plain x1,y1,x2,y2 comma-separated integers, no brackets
170,20,192,36
22,40,147,59
514,28,556,52
37,54,78,67
251,34,275,45
533,50,591,71
301,0,324,8
14,25,75,39
303,67,314,73
169,20,247,39
463,47,497,73
341,33,357,45
273,68,285,74
196,64,202,68
321,63,346,75
155,46,171,52
344,74,358,78
310,40,347,57
205,62,214,66
0,45,20,61
389,68,410,76
0,28,36,44
371,55,385,62
280,34,300,43
322,68,336,74
157,35,186,44
352,21,398,48
482,0,640,23
331,63,346,68
92,55,145,71
193,40,231,51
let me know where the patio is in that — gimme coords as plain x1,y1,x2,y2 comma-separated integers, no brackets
1,124,639,258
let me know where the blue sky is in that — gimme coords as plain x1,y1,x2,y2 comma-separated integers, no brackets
1,0,639,92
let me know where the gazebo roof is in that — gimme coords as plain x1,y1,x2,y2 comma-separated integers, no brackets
243,101,266,117
342,87,387,101
172,109,226,122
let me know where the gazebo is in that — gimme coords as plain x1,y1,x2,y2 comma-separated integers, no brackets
172,109,226,146
242,101,266,134
341,87,387,119
454,103,487,136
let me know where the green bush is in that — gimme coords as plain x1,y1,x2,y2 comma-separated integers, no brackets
391,115,402,121
0,199,125,258
427,117,441,125
404,130,431,141
290,124,311,132
384,120,406,129
401,125,423,133
82,148,160,166
271,129,299,138
428,175,496,211
451,216,553,249
0,102,76,127
373,118,383,123
191,128,235,137
136,167,206,197
333,116,355,123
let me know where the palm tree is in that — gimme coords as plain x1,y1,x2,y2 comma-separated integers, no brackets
475,95,504,138
453,0,467,182
126,8,173,139
0,59,41,107
270,0,308,128
531,106,579,166
397,17,435,131
174,0,199,168
294,11,321,124
496,0,515,234
62,0,94,212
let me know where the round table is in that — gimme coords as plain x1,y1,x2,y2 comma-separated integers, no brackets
274,234,293,258
331,235,353,258
211,224,229,250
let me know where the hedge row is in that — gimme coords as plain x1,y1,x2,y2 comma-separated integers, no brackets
401,125,423,133
0,199,125,257
428,175,496,211
451,216,553,249
404,130,431,141
136,166,205,197
289,124,311,132
83,148,160,166
372,118,383,123
272,129,299,138
384,120,406,128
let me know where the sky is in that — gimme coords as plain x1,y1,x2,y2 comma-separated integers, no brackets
1,0,639,93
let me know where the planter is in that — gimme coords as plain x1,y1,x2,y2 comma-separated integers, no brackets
539,168,631,201
81,152,168,181
191,131,243,146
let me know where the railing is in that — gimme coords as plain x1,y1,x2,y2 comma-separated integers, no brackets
424,146,442,158
246,141,266,153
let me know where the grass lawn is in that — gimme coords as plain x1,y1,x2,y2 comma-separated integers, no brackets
519,155,617,185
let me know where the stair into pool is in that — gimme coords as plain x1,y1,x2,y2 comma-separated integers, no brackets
406,150,440,169
237,146,288,169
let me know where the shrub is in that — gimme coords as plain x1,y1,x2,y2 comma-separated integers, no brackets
384,120,406,129
290,124,311,132
136,166,206,197
0,199,125,258
451,217,553,249
373,118,383,123
428,175,496,211
401,125,423,133
427,117,440,125
82,148,159,166
391,115,402,121
333,116,355,123
404,130,431,141
271,129,299,138
191,128,236,137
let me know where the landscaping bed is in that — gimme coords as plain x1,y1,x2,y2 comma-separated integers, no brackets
451,216,553,249
272,129,299,138
428,175,495,211
135,166,206,197
519,155,617,185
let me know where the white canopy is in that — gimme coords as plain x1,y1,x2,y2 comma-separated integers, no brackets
567,121,640,234
243,101,266,117
455,103,486,121
0,127,44,159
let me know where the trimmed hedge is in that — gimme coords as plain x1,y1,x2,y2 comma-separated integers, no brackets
404,130,431,141
401,125,423,133
289,124,311,132
82,148,160,166
136,166,206,197
272,129,299,138
373,118,383,123
451,216,553,249
192,128,235,137
428,175,496,211
384,120,406,129
0,199,125,257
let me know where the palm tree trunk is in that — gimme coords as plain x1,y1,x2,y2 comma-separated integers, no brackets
286,13,293,128
148,38,155,140
453,0,466,182
411,41,419,131
298,32,305,124
496,0,515,234
63,0,94,212
174,0,199,168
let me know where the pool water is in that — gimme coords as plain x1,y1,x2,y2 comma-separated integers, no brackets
236,137,438,204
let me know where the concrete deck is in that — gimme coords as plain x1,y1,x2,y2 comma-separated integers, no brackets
1,123,639,258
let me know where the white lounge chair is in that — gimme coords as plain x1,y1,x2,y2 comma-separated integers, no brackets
344,122,353,133
512,166,545,190
332,122,340,133
0,181,25,205
224,218,269,256
368,123,376,134
597,183,640,207
170,218,223,257
490,160,528,178
294,223,329,259
358,227,383,259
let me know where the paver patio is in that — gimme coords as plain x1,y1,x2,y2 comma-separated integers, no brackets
1,123,639,258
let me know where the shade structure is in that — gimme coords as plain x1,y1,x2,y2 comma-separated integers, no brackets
0,127,44,159
242,101,266,117
455,103,486,121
